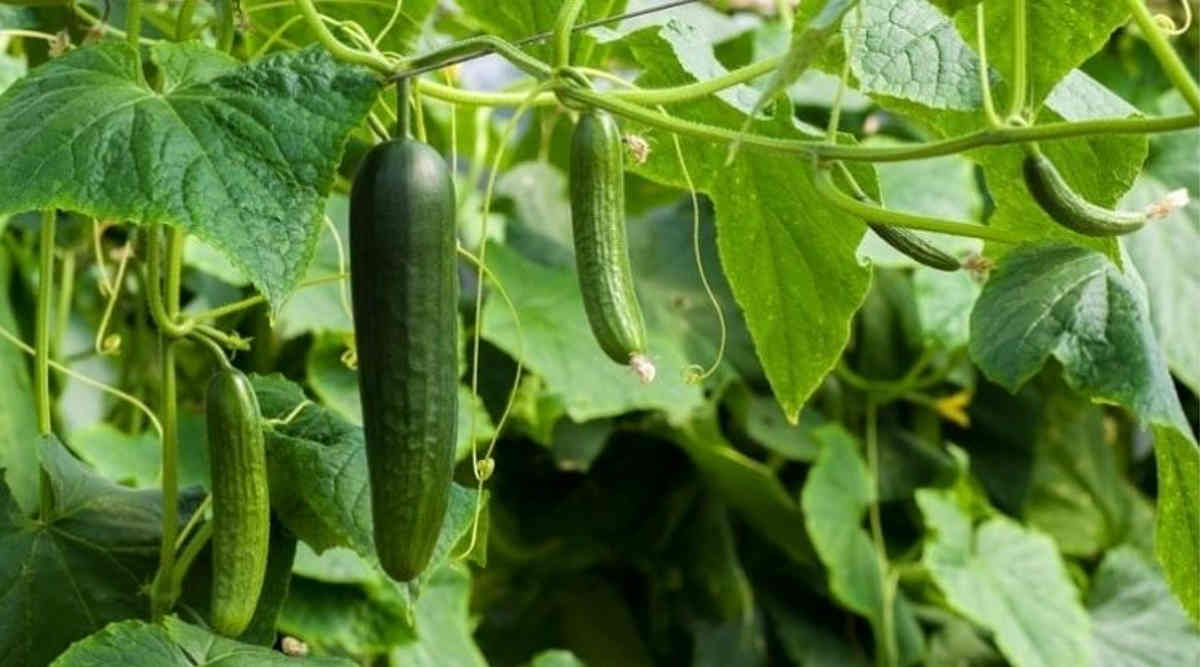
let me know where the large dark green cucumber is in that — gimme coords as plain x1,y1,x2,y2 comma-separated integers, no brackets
569,109,653,381
206,368,270,637
349,138,458,582
1022,151,1147,236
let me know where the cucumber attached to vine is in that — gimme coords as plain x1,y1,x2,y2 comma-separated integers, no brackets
206,367,270,637
814,165,964,272
349,133,458,582
1022,145,1188,236
569,108,655,383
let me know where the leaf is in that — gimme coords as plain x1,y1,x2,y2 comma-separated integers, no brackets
800,425,925,667
1125,91,1200,395
968,242,1200,619
455,0,629,63
916,486,1092,667
51,616,354,666
845,0,1144,264
527,649,587,667
279,575,414,660
667,416,817,566
0,246,39,512
911,268,980,350
481,242,706,423
1022,373,1132,558
0,41,379,308
388,565,489,667
764,598,870,667
1087,546,1200,667
250,374,487,577
729,389,825,462
64,422,210,491
613,22,873,421
0,435,201,667
243,0,437,59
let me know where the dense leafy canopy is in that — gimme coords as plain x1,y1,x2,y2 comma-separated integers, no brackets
0,0,1196,664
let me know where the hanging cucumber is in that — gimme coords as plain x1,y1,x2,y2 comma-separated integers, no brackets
814,166,962,272
206,368,270,637
569,108,654,383
349,136,458,582
237,522,299,646
1022,146,1186,236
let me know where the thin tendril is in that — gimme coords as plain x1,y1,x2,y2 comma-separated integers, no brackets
323,216,354,323
95,243,132,356
458,83,550,561
373,0,403,47
93,220,114,296
0,323,164,439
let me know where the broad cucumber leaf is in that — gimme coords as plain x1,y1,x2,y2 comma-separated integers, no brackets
249,374,486,580
969,242,1200,621
916,485,1092,667
801,426,925,666
1087,546,1200,666
845,0,1144,265
388,565,489,667
611,21,873,421
0,41,379,309
0,435,201,667
51,616,353,666
1125,91,1200,395
0,246,39,512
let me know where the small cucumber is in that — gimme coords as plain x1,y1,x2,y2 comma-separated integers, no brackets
349,138,458,582
206,368,270,637
867,223,962,272
569,109,654,382
1022,150,1146,236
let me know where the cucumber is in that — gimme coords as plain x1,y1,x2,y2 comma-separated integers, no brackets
867,223,962,272
349,138,458,582
206,368,271,637
569,109,653,382
237,521,298,646
1022,150,1147,236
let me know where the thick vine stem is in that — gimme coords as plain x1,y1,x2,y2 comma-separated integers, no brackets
146,224,196,339
1126,0,1200,116
813,165,1025,244
395,35,554,81
553,0,587,69
36,210,56,520
1009,0,1028,119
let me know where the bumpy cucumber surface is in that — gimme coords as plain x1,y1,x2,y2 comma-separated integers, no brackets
1022,152,1146,236
207,368,270,637
349,138,457,582
569,109,652,379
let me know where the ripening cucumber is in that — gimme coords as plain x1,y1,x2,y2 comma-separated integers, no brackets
1022,150,1147,236
206,368,270,637
569,109,654,382
349,138,457,582
867,224,961,272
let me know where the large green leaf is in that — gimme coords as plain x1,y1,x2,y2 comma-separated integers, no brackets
0,247,38,512
388,565,488,667
611,21,873,421
481,242,706,423
969,242,1200,620
0,435,200,667
0,41,379,308
51,616,354,666
801,425,925,666
845,0,1144,264
1125,91,1200,394
1087,546,1200,667
249,374,486,579
916,485,1092,667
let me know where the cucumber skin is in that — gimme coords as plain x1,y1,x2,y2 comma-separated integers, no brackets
569,109,647,365
349,139,457,582
868,223,961,272
207,368,271,637
1022,153,1146,236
